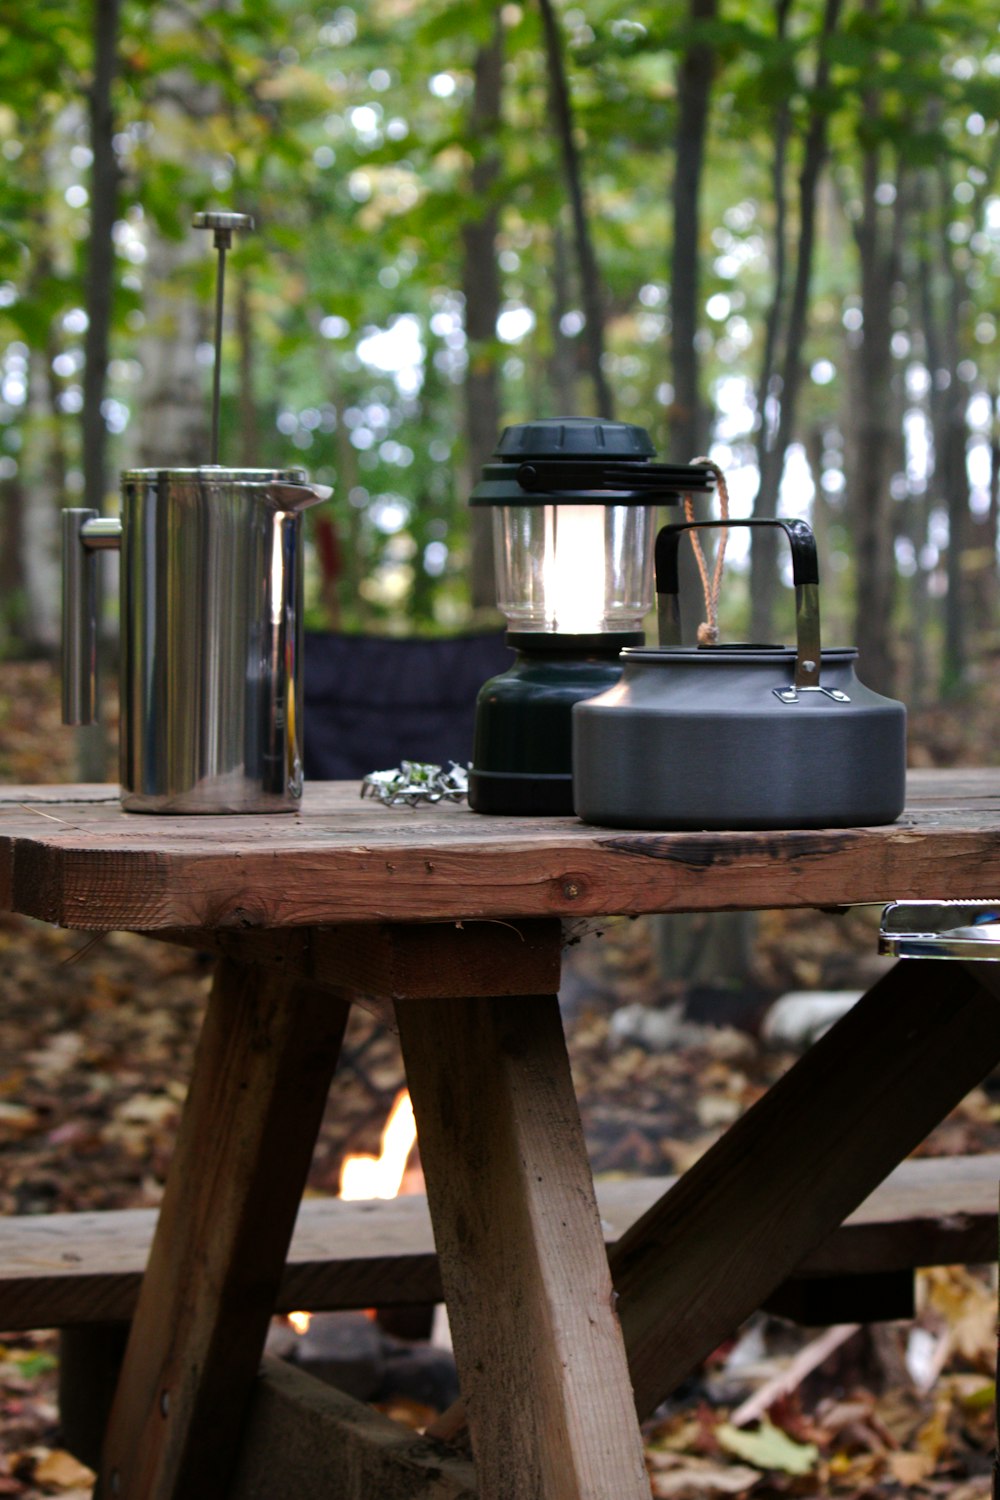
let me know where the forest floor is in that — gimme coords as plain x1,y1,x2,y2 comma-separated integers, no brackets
2,656,1000,1498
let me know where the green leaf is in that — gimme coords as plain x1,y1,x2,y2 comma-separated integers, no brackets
14,1348,58,1378
716,1419,820,1476
958,1380,996,1412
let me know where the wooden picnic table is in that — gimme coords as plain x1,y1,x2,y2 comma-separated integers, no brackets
3,768,1000,1500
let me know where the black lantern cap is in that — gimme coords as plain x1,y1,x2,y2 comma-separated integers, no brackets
470,417,715,505
494,417,656,459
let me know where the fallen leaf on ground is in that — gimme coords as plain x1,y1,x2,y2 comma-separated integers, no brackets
647,1451,761,1496
915,1396,955,1464
716,1418,819,1475
32,1449,96,1488
888,1449,936,1484
0,1103,41,1133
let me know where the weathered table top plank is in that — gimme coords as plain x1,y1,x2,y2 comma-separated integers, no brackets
1,769,999,929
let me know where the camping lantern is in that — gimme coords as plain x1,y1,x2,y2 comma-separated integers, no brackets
467,418,713,815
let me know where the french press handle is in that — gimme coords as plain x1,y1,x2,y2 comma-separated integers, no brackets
62,509,122,725
654,517,822,692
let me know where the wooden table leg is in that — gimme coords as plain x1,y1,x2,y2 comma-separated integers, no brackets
95,956,349,1500
995,1179,1000,1500
397,992,650,1500
613,957,1000,1418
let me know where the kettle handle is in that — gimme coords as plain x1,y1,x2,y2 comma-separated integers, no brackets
655,517,821,692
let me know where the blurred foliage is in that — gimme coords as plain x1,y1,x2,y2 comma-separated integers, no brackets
0,0,997,678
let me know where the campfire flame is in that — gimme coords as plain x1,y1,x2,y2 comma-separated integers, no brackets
287,1089,417,1338
339,1089,417,1201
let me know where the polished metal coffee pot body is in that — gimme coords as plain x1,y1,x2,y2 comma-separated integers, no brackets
63,466,327,813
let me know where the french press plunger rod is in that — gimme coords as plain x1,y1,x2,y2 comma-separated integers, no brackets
191,209,254,464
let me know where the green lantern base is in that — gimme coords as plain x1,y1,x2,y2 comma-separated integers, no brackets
468,631,642,816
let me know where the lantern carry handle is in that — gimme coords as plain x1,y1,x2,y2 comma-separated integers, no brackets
515,460,716,497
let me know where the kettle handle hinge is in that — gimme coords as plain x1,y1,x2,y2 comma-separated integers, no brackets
774,685,851,704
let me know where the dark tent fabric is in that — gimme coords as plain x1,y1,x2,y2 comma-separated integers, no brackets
303,631,511,780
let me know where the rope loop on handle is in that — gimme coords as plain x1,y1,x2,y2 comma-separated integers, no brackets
684,459,730,645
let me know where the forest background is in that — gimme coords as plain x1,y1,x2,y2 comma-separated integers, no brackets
4,6,1000,1491
1,0,1000,718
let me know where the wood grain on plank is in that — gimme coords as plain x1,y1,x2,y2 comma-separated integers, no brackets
229,1357,478,1500
397,993,650,1500
4,772,1000,929
153,918,563,1000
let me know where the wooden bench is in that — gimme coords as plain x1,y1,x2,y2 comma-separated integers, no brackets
6,1150,994,1484
3,1152,996,1334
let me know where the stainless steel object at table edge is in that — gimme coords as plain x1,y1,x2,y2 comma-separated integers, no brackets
879,900,1000,960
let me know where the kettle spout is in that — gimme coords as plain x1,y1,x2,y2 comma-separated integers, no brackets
269,481,332,511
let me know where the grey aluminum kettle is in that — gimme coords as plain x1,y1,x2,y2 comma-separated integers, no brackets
62,466,328,814
572,517,906,830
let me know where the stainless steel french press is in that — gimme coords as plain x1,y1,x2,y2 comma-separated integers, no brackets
62,213,329,813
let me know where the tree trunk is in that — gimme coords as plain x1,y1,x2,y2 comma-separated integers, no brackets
846,279,900,697
669,0,717,651
907,172,946,709
940,347,969,696
134,21,222,467
21,344,65,653
910,143,985,698
548,221,579,413
16,131,63,654
747,0,792,643
845,88,906,698
136,223,209,466
750,0,843,642
77,0,121,780
0,471,26,651
236,267,260,468
668,0,716,466
537,0,613,419
82,0,120,519
664,0,756,1000
329,360,366,630
461,15,505,613
934,166,972,697
983,393,1000,635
